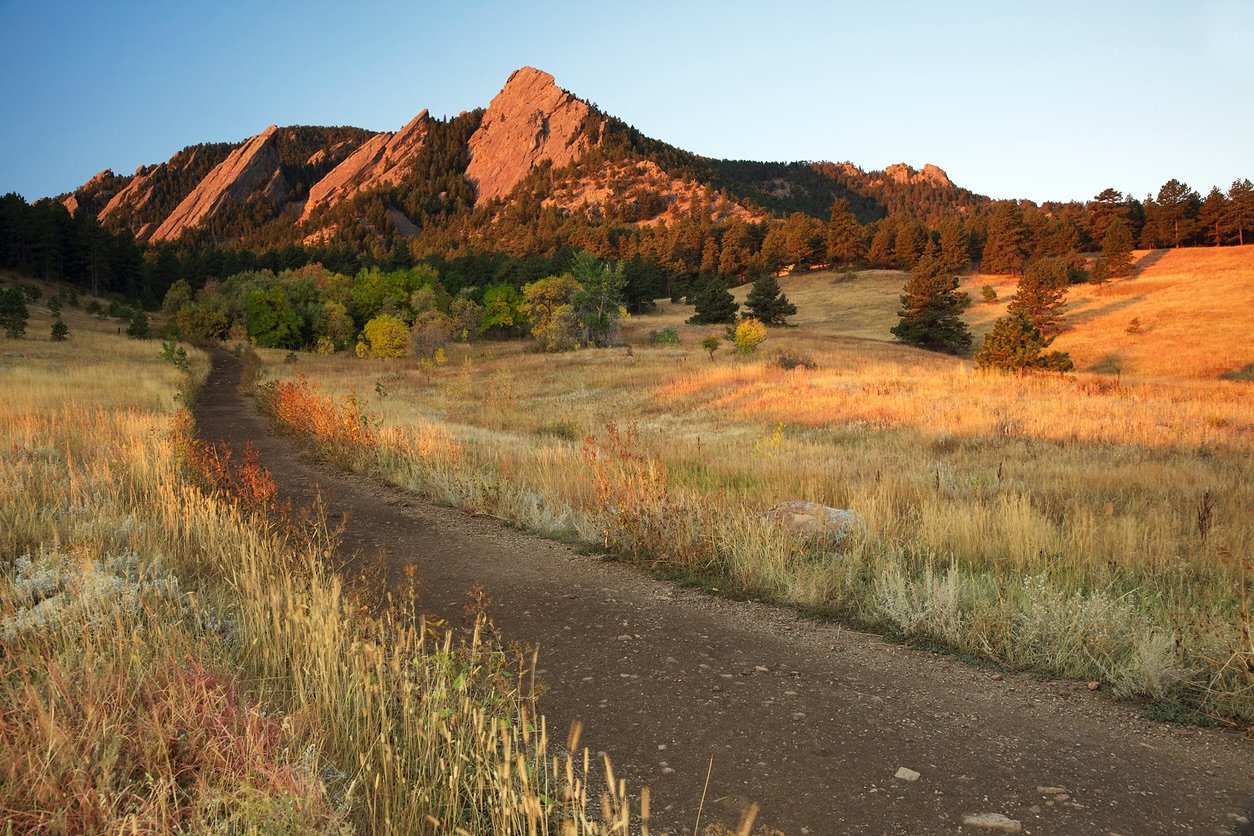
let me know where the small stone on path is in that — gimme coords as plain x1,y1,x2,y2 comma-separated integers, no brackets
895,767,921,781
962,812,1022,832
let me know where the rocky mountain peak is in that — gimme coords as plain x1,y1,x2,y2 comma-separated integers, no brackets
465,66,593,205
149,126,282,242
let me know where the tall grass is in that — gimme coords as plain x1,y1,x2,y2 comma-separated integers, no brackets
250,264,1253,723
0,309,642,832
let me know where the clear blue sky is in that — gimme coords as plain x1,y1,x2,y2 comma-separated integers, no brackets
1,0,1250,205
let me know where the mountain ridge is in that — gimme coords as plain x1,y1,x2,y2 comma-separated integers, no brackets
60,67,984,248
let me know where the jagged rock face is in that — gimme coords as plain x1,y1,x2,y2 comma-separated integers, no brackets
150,126,283,242
301,110,431,222
99,165,157,226
466,67,592,206
882,162,953,188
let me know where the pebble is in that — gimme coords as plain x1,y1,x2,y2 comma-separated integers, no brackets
792,711,807,720
894,767,921,781
755,665,770,673
991,674,1004,681
1087,681,1101,691
962,812,1022,832
1037,786,1067,795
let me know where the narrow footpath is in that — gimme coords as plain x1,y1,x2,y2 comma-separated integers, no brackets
194,352,1252,835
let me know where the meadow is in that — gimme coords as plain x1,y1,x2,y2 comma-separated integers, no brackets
0,289,641,832
252,247,1254,723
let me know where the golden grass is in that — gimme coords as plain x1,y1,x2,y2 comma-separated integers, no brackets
0,295,644,833
252,249,1254,721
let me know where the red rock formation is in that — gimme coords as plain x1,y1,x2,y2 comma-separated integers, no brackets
301,110,431,222
466,67,592,206
882,162,954,188
99,164,157,227
149,126,282,242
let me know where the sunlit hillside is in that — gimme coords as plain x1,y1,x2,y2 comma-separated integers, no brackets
625,245,1254,381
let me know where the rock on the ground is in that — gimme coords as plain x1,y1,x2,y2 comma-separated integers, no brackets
894,767,921,781
759,500,864,546
962,812,1022,832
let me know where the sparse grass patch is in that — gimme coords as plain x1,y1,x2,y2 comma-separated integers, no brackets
0,309,640,832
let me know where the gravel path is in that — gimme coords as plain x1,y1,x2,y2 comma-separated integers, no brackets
195,352,1252,835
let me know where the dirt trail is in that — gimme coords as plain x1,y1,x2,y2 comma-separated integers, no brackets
195,352,1252,835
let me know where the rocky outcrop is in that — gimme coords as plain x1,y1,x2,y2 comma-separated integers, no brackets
882,162,953,188
301,110,431,222
150,126,283,242
759,501,865,547
466,67,592,206
99,164,158,227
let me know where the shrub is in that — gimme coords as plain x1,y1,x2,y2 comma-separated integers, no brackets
975,311,1074,373
126,310,151,340
701,334,721,360
650,327,680,345
981,285,998,303
773,348,817,370
50,317,68,342
362,315,408,359
733,317,767,356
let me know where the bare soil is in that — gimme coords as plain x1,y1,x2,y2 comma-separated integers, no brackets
194,352,1253,835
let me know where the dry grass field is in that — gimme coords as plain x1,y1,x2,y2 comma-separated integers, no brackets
0,291,633,832
253,246,1254,723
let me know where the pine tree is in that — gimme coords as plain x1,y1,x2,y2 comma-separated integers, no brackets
1099,217,1135,280
866,222,895,267
937,216,970,273
0,287,29,338
50,315,68,341
1229,179,1253,246
974,311,1073,373
1156,179,1200,247
687,278,739,324
890,253,972,354
1198,187,1230,246
1086,188,1127,244
1008,257,1069,338
744,274,797,326
126,309,151,340
825,198,865,265
982,201,1028,274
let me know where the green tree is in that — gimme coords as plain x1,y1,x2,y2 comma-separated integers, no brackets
571,251,626,347
0,287,29,338
50,315,68,342
865,221,895,268
1007,257,1069,338
890,253,972,354
244,286,301,348
480,284,524,337
687,278,739,324
701,334,721,360
825,198,865,265
743,274,797,325
126,309,151,340
974,311,1074,373
1095,217,1135,282
982,201,1028,274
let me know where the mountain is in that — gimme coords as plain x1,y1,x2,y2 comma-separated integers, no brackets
59,67,986,251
